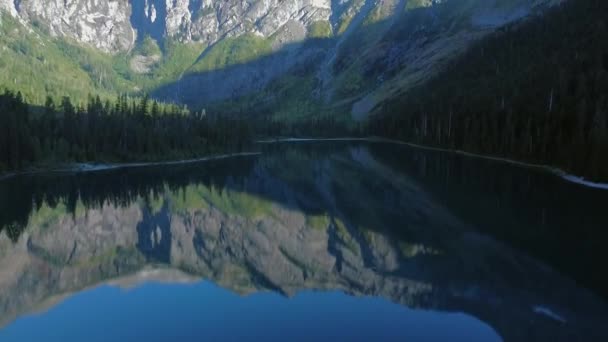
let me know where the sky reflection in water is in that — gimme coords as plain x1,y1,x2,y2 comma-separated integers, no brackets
1,281,500,342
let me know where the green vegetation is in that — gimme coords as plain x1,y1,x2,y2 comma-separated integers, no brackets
151,39,204,82
331,13,396,101
363,7,384,26
267,75,323,121
0,14,206,105
398,241,441,258
0,91,252,173
369,0,608,181
135,35,162,57
190,34,272,73
0,13,127,104
169,183,276,221
337,15,354,35
27,201,68,230
201,188,276,220
113,38,205,90
334,68,364,98
202,48,357,130
308,21,333,39
334,218,360,256
405,0,433,11
143,192,166,215
307,214,330,230
169,185,210,213
55,40,134,94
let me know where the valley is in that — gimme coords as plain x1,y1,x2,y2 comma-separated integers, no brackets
1,0,607,181
1,3,608,338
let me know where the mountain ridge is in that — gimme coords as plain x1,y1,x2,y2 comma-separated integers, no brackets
0,0,559,116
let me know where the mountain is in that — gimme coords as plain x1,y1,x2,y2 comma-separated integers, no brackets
0,0,560,116
5,0,605,181
368,0,608,181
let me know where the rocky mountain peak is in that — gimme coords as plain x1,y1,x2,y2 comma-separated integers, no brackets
0,0,341,53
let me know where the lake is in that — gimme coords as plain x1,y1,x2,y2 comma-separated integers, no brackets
0,141,607,341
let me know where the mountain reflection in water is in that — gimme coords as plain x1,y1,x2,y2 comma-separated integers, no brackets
0,142,607,341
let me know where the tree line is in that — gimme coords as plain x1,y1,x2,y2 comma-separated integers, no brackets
367,0,608,181
0,91,252,173
0,152,258,242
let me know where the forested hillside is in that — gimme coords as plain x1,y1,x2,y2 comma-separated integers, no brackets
0,91,250,173
369,0,608,181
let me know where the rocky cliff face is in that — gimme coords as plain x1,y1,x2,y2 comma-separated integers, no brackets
0,0,559,52
0,0,134,52
0,0,337,53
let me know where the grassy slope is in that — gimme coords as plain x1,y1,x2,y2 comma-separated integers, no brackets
0,13,204,105
193,1,473,120
0,14,130,104
329,2,476,112
188,34,272,73
0,10,299,117
112,38,205,92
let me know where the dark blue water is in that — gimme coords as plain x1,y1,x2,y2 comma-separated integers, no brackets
0,141,607,341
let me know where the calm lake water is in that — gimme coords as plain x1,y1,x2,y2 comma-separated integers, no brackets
0,141,607,341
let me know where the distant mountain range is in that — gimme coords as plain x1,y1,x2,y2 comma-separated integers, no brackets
0,0,560,117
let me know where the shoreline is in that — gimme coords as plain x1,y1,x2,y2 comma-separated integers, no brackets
0,152,262,182
256,137,608,190
2,137,607,191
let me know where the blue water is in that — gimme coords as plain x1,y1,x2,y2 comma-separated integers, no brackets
0,281,500,342
3,142,607,340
